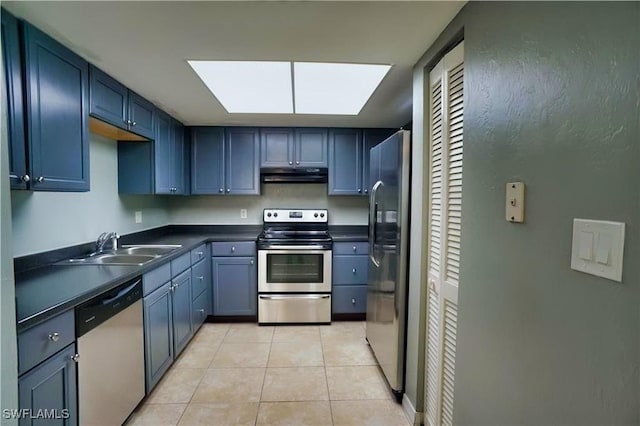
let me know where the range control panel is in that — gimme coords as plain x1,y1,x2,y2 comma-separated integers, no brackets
263,209,328,223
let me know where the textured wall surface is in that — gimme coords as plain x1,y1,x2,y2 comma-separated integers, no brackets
449,2,639,424
168,184,368,225
10,134,170,256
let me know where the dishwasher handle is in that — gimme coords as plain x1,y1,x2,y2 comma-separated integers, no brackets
76,278,143,338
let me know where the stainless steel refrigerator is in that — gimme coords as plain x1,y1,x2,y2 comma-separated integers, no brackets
366,130,411,402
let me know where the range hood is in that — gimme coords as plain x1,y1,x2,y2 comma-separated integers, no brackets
260,167,328,183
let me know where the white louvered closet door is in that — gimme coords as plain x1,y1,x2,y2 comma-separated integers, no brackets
424,41,464,426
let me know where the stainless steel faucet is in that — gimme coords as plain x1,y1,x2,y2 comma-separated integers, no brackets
96,231,120,253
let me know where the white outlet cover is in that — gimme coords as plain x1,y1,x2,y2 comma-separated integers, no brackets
571,219,625,282
135,211,142,224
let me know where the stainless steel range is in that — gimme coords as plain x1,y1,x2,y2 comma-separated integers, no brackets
257,209,332,324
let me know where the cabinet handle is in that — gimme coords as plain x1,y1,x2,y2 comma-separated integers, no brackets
226,189,230,193
21,174,30,183
231,246,235,253
296,161,300,165
364,189,368,194
289,161,293,165
198,275,204,281
357,188,362,193
170,284,176,292
36,176,45,183
219,188,224,193
198,309,205,314
71,354,80,363
48,332,60,342
197,251,204,257
352,246,357,252
352,268,357,274
250,259,254,265
351,298,356,305
132,121,137,126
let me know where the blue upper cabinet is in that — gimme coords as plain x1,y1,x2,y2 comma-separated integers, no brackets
22,22,90,192
173,119,187,194
225,128,260,195
295,128,328,168
362,128,396,195
128,91,155,139
2,9,27,190
328,128,395,196
260,128,294,167
191,127,225,195
260,127,327,169
154,111,173,194
328,129,362,195
89,65,155,140
89,66,128,129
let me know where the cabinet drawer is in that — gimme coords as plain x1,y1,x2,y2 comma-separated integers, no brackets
171,252,191,276
332,255,369,285
192,290,208,331
211,241,255,257
18,310,75,375
190,244,209,264
332,285,367,314
191,258,208,300
333,242,369,255
143,262,171,296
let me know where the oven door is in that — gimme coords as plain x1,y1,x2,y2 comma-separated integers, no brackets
258,248,332,293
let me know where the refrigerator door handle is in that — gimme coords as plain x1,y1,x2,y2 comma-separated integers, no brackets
369,180,383,267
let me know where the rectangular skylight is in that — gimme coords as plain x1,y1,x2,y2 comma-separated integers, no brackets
187,60,293,113
293,62,391,115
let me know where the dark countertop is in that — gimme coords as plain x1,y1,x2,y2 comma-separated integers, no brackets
329,225,369,242
15,229,260,332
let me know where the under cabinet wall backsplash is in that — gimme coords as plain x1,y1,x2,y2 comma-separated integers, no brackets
168,183,368,225
10,134,170,257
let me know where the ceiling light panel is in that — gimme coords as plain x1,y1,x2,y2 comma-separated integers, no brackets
294,62,391,115
188,61,293,113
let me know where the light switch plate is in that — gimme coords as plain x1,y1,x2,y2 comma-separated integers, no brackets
571,219,625,282
506,182,525,223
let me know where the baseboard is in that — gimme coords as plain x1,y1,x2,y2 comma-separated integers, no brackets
402,394,423,426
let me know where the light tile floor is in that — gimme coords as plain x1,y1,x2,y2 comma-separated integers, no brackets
127,322,409,425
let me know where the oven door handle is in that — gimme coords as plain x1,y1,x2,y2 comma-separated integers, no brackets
259,245,330,251
259,295,331,300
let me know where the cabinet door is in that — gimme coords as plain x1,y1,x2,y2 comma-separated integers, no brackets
260,128,293,167
225,128,260,195
89,65,128,130
2,10,27,189
172,119,186,194
362,129,396,196
128,91,155,139
18,344,78,426
191,127,225,195
143,282,174,393
172,270,193,357
154,111,173,194
212,257,257,316
295,128,328,168
328,129,362,195
23,22,89,192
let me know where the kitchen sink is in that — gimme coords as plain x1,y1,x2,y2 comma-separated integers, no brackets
58,245,182,266
118,245,182,256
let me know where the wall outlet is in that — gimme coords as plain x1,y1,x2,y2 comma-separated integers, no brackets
240,209,248,219
135,211,143,224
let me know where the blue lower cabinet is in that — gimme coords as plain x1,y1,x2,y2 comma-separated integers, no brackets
192,290,209,332
171,269,193,357
18,343,78,426
143,282,174,393
212,257,257,316
332,285,367,314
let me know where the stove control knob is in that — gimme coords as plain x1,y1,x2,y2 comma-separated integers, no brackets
320,213,325,218
314,213,319,218
267,212,272,217
274,212,278,218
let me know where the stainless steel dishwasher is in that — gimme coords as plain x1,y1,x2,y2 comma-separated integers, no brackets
76,277,145,426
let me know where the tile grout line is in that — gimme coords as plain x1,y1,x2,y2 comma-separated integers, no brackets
255,328,274,425
321,326,335,425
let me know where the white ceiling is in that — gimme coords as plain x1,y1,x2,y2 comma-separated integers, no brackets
4,1,464,128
